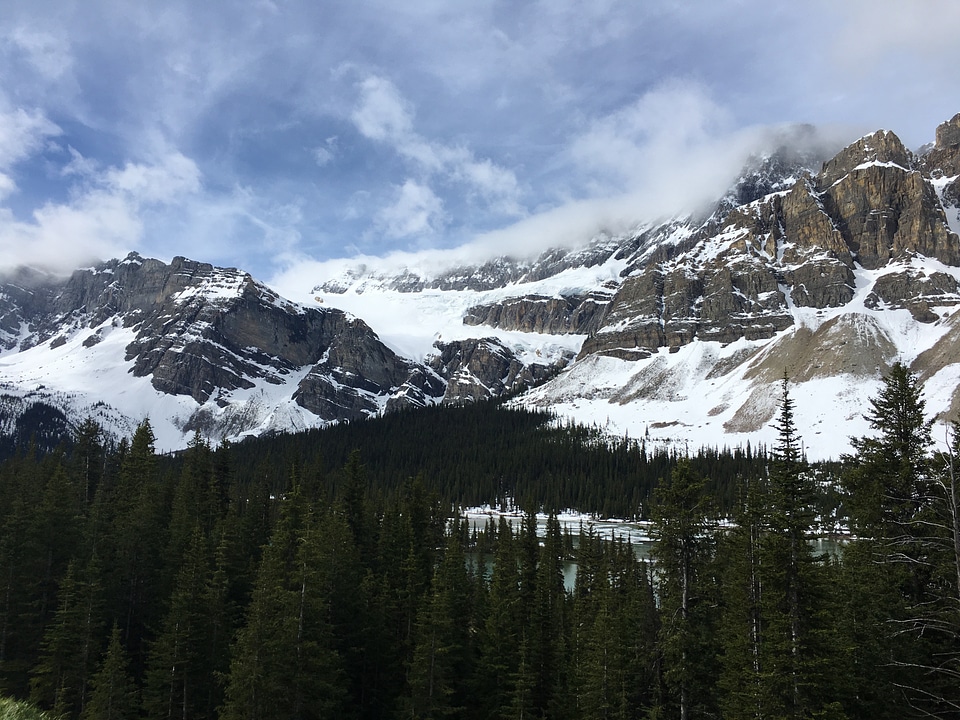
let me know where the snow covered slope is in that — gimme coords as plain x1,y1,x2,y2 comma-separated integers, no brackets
5,115,960,460
280,115,960,460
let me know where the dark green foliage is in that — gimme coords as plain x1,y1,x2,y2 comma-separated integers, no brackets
650,460,719,720
573,534,658,720
1,390,957,719
219,475,367,720
226,403,766,518
0,400,74,462
845,362,933,539
842,364,960,716
81,625,137,720
142,527,216,720
28,557,103,718
716,378,843,719
472,517,521,719
402,525,474,719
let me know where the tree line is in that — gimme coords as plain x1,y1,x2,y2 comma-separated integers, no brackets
0,363,958,718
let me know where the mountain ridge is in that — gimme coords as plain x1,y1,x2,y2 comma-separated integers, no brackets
3,114,960,458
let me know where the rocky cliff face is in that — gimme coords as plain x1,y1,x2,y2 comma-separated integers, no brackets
428,338,569,403
463,288,613,335
0,254,448,423
923,114,960,233
574,128,960,360
300,115,960,457
6,116,960,457
0,253,569,442
450,124,960,364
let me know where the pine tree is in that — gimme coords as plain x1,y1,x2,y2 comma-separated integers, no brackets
473,516,521,719
72,418,104,506
533,512,569,718
220,483,347,720
165,432,215,578
571,526,604,717
505,511,571,719
29,556,104,718
402,524,473,719
576,538,658,720
716,473,768,719
201,522,241,720
29,461,85,636
509,508,543,720
846,362,933,540
220,482,304,720
81,625,137,720
107,420,168,675
142,526,214,720
761,376,834,718
920,422,960,714
0,487,33,695
717,379,840,718
841,362,938,717
651,459,718,720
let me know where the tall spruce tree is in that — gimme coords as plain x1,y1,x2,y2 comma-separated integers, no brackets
920,422,960,714
107,420,168,675
716,471,768,719
650,460,718,720
576,537,658,720
220,482,347,720
762,376,834,717
509,510,569,720
402,522,473,719
473,516,521,719
29,556,104,718
142,526,214,720
718,378,841,718
842,362,938,717
81,624,137,720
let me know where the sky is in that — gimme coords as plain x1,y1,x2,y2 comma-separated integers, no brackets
1,0,960,286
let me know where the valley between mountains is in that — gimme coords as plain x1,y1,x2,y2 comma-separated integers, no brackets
5,114,960,460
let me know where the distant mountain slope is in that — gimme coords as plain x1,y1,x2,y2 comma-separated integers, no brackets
300,114,960,459
0,255,567,449
3,114,960,458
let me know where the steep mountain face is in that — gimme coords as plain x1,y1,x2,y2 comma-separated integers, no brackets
0,255,562,447
578,128,959,362
302,114,960,458
4,115,960,458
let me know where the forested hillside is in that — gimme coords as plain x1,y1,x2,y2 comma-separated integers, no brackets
226,403,775,517
0,365,958,718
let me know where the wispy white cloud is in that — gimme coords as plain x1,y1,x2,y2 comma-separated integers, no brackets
1,0,959,285
4,26,72,81
351,74,524,230
274,79,851,285
0,149,202,274
0,107,61,200
375,179,445,239
351,76,416,144
569,80,735,198
312,137,337,167
103,152,201,203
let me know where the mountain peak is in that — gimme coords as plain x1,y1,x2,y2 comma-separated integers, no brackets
935,113,960,150
5,114,960,459
818,129,912,187
922,113,960,180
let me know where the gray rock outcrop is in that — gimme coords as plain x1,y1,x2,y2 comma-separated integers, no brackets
577,124,960,359
428,337,568,403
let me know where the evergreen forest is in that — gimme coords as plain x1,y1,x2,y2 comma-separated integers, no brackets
0,362,959,718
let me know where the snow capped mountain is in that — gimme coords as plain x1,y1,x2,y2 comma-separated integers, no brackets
4,114,960,459
291,115,960,460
